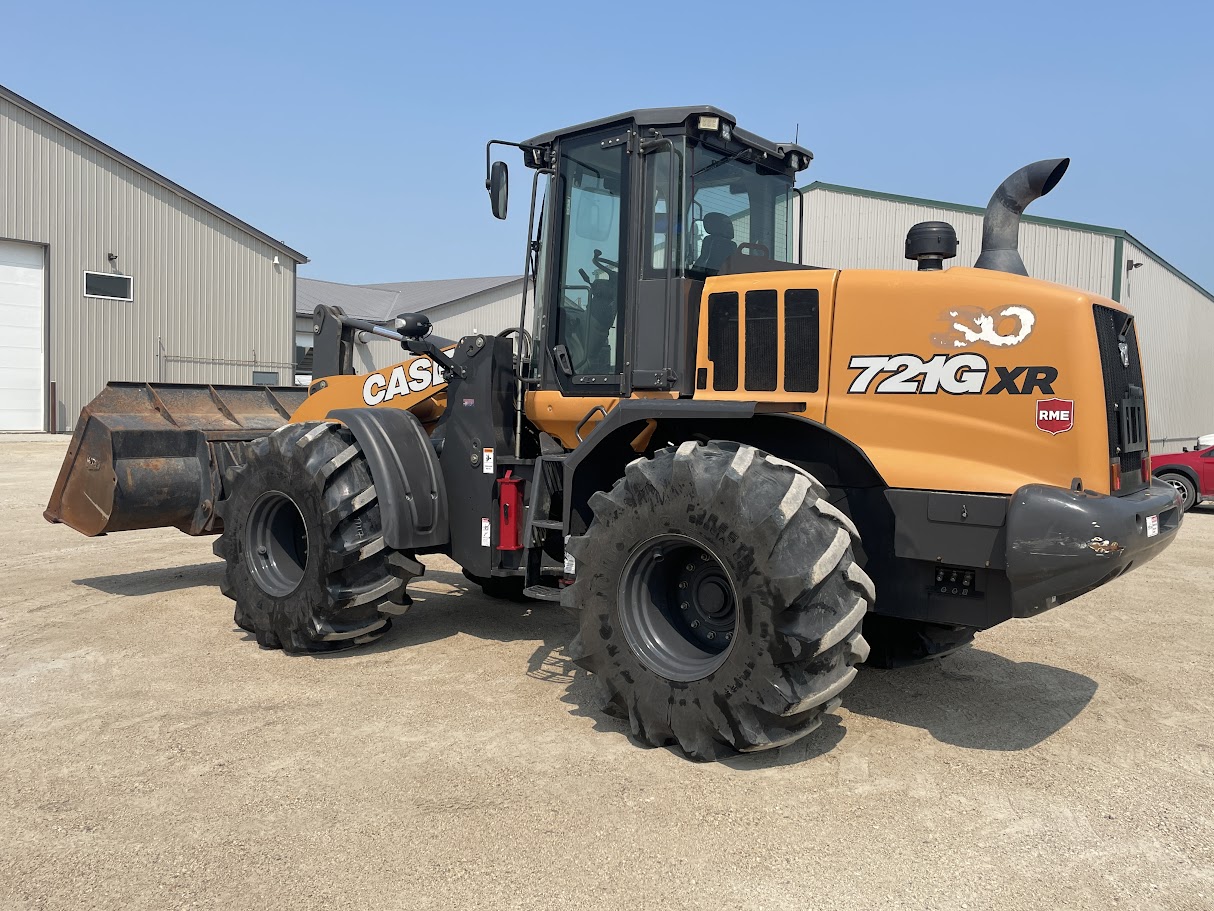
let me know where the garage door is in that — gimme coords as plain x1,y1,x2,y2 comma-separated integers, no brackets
0,241,45,431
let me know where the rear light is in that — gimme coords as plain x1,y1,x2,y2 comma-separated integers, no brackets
1110,459,1122,493
1141,454,1152,485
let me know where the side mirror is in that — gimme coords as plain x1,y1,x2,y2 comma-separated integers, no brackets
488,161,508,220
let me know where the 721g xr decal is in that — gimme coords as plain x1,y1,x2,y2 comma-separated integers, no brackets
847,354,1057,395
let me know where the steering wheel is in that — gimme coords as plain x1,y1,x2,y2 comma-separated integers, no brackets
592,248,619,274
737,242,770,258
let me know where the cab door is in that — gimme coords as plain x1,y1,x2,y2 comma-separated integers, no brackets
528,128,632,446
545,129,630,397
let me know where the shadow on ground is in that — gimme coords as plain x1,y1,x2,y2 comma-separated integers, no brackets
843,645,1098,751
74,561,224,596
71,560,1098,760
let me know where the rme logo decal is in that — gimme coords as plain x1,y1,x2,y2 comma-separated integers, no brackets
362,358,445,405
847,354,1057,395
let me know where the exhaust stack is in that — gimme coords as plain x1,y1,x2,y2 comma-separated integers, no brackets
974,158,1070,276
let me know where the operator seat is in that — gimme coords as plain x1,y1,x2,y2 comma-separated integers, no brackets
693,212,738,273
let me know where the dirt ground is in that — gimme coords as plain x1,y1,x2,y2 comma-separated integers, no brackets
1,435,1212,911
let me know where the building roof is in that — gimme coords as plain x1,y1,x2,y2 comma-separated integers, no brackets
297,274,521,320
0,83,308,264
804,181,1213,305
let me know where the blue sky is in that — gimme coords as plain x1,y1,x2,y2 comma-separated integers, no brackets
4,0,1212,290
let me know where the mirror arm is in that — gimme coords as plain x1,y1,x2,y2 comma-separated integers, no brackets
485,139,524,190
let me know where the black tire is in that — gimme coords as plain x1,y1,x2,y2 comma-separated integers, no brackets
462,569,532,602
1158,472,1198,512
565,440,873,761
213,421,422,652
860,615,975,668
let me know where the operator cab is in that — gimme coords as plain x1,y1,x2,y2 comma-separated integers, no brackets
489,106,812,398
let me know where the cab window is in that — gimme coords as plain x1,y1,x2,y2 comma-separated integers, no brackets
554,135,626,376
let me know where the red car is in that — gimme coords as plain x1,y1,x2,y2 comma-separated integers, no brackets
1153,436,1214,512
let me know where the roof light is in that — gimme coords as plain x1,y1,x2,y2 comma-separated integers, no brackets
697,115,721,132
720,121,732,141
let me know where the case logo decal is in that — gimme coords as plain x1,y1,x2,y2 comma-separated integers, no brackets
847,354,1057,396
933,306,1036,350
362,358,444,405
1036,398,1074,435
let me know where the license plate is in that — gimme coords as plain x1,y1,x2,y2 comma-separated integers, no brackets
1146,514,1159,538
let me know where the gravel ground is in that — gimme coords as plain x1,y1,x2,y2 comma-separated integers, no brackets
2,435,1212,910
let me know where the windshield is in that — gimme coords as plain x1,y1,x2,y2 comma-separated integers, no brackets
686,144,796,276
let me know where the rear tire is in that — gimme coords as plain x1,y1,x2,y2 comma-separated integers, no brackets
566,441,873,761
860,615,975,668
214,421,421,652
1158,472,1198,512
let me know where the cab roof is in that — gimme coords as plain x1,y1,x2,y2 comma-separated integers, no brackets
520,105,813,170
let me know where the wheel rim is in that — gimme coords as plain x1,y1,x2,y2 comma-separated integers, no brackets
1165,477,1189,502
617,534,737,682
245,490,310,596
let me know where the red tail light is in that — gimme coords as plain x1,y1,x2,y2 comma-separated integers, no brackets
1110,459,1122,493
1141,454,1152,485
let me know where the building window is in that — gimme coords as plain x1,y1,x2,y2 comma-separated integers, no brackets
84,271,133,301
252,370,279,386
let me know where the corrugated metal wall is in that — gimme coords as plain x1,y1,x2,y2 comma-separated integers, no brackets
1121,241,1214,451
335,281,532,373
803,188,1116,297
0,93,296,430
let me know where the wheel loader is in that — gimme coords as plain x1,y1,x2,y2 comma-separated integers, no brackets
46,106,1184,760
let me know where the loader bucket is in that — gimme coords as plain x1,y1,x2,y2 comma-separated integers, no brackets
44,382,307,537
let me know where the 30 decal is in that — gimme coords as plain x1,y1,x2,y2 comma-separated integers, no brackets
362,358,445,405
932,305,1036,350
847,354,1058,396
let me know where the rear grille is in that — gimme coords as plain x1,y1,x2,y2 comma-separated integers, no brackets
1093,304,1147,493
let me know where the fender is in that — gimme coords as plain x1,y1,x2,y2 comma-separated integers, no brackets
561,399,888,534
327,408,449,550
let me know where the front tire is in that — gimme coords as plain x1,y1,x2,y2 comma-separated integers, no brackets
214,421,421,652
1158,472,1198,512
566,441,873,761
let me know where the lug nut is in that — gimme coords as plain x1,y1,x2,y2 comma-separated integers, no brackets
680,602,689,610
257,546,268,556
678,581,688,589
725,632,732,641
706,631,716,640
701,553,709,561
690,620,700,628
686,563,695,571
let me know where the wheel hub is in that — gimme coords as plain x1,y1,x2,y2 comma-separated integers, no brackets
245,490,309,597
617,535,737,682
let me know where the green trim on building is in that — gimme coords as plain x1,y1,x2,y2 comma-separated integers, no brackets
804,181,1214,305
1111,235,1125,302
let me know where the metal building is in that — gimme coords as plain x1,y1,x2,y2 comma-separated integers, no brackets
0,84,306,432
294,275,527,380
803,182,1214,452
